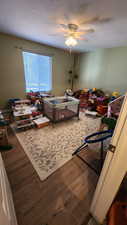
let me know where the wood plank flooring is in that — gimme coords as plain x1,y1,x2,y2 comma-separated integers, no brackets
1,129,98,225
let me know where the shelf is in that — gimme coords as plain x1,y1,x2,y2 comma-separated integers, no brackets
15,118,33,124
16,122,34,129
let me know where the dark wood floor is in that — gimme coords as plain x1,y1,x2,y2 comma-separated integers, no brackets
1,130,98,225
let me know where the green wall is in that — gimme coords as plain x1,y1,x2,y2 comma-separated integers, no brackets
0,34,74,107
78,47,127,94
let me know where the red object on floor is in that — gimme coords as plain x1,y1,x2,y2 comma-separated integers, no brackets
97,105,108,115
32,111,42,117
108,201,127,225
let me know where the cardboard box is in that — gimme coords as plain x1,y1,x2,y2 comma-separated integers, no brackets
34,117,50,128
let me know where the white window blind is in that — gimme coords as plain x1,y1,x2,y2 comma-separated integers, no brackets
22,51,52,92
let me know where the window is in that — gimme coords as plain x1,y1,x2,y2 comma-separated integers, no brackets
22,51,52,92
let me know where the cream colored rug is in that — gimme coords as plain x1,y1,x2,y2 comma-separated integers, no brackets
14,113,101,181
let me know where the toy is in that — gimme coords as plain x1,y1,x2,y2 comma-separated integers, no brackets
97,105,108,115
82,88,89,93
64,89,73,96
112,91,120,98
110,91,120,101
35,99,43,111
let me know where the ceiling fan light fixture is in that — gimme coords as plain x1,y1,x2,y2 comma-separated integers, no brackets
65,36,77,47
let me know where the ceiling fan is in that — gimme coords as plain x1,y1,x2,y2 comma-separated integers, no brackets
49,16,111,50
60,16,111,48
59,23,93,48
61,23,94,38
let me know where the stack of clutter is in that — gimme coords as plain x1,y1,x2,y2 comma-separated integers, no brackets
11,99,50,131
73,88,122,116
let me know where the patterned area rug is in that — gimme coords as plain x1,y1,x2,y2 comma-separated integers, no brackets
14,113,101,181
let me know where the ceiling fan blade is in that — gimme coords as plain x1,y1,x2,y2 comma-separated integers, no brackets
78,27,94,32
80,16,100,25
74,31,85,35
83,28,94,33
59,24,68,29
62,13,71,23
95,17,112,24
80,16,111,25
76,29,94,36
77,37,88,41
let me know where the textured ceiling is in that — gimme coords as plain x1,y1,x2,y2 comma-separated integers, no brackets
1,0,127,52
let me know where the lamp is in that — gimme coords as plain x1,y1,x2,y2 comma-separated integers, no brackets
65,36,77,47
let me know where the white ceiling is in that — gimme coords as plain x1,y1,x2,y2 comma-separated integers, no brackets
1,0,127,52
